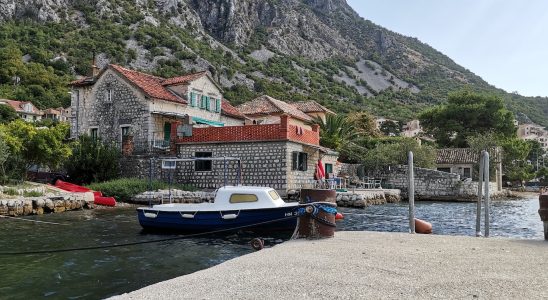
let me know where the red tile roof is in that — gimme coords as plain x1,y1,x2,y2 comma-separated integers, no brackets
0,99,42,114
109,64,186,104
436,148,479,164
236,95,312,122
161,71,207,86
292,100,335,115
221,100,246,120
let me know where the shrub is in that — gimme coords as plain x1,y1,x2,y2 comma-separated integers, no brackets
65,135,120,185
23,190,43,197
87,178,195,202
3,188,18,196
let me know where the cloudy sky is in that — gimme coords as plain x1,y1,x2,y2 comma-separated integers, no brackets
347,0,548,97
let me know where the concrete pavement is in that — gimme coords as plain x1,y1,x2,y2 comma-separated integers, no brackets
112,231,548,299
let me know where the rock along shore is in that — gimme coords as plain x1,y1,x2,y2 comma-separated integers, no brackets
111,231,548,300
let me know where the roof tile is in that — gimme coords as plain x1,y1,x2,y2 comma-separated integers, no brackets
236,95,312,121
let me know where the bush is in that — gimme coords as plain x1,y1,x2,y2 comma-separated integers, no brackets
65,135,120,185
87,178,195,202
23,190,43,197
3,188,18,196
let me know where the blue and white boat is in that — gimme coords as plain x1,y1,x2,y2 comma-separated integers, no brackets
137,186,299,233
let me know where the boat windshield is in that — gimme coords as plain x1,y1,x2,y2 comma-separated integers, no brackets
268,190,281,200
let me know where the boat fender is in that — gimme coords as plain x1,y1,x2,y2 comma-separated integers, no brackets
414,218,433,234
250,238,264,251
335,212,344,221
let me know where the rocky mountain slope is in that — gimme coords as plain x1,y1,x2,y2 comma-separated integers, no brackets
0,0,546,125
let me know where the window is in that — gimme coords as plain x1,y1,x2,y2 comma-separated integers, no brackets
200,95,206,109
106,89,112,102
189,92,197,107
463,167,471,179
205,96,211,111
268,190,281,200
291,152,308,171
215,98,222,112
90,128,98,140
229,194,259,203
195,152,212,171
325,163,333,174
121,126,131,137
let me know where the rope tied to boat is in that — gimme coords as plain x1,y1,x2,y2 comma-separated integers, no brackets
296,203,337,227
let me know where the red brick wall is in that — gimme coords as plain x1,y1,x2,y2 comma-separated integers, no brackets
176,122,320,145
288,125,320,145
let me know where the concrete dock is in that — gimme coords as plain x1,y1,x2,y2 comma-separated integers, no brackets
112,231,548,299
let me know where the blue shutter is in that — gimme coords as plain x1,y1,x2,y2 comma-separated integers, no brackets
205,96,210,111
216,98,221,112
190,92,196,107
200,95,205,109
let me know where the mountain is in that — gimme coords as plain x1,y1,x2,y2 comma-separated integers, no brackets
0,0,547,126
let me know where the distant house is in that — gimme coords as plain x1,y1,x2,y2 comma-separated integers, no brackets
0,99,43,122
69,64,244,151
401,119,422,138
436,148,478,179
517,123,548,151
237,95,314,128
292,100,335,123
43,107,71,122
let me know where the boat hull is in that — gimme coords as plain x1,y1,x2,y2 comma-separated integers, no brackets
137,206,298,233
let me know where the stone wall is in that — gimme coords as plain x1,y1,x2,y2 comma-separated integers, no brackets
0,192,94,216
177,141,289,194
72,69,151,150
379,165,504,201
338,163,360,177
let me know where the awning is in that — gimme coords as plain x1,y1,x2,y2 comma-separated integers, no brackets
193,117,224,127
151,111,188,119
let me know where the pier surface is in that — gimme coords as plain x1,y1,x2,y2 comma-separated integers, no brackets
112,231,548,299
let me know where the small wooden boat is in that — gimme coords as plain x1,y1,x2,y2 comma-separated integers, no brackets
137,186,299,233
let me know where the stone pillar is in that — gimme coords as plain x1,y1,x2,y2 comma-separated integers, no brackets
280,114,290,139
496,162,503,192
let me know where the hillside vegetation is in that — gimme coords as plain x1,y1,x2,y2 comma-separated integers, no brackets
0,0,546,125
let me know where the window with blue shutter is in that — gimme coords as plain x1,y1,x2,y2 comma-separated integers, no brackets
200,95,206,109
205,96,210,111
190,92,196,107
216,98,221,112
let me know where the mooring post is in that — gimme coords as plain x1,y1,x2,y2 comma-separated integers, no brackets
484,152,490,238
408,151,415,234
476,151,485,237
539,188,548,240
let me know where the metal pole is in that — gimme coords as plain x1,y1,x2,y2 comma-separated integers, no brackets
408,151,415,234
224,157,227,187
476,150,485,237
484,152,490,238
169,168,173,204
148,158,153,207
237,160,242,186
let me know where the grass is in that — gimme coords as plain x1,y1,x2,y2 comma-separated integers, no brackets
23,190,44,197
86,178,196,202
3,188,18,196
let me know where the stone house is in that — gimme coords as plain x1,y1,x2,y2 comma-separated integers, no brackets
517,123,548,151
43,107,72,122
171,114,339,196
69,64,245,151
436,148,478,179
292,100,335,123
0,99,43,122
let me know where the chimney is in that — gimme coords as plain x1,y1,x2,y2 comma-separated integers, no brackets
92,52,100,77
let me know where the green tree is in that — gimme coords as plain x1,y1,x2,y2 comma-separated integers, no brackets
65,135,121,184
347,111,381,138
359,138,437,172
419,91,516,147
380,120,400,137
312,114,357,151
0,120,72,179
0,104,18,124
0,137,9,183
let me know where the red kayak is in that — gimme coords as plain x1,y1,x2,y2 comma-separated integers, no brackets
54,180,116,207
